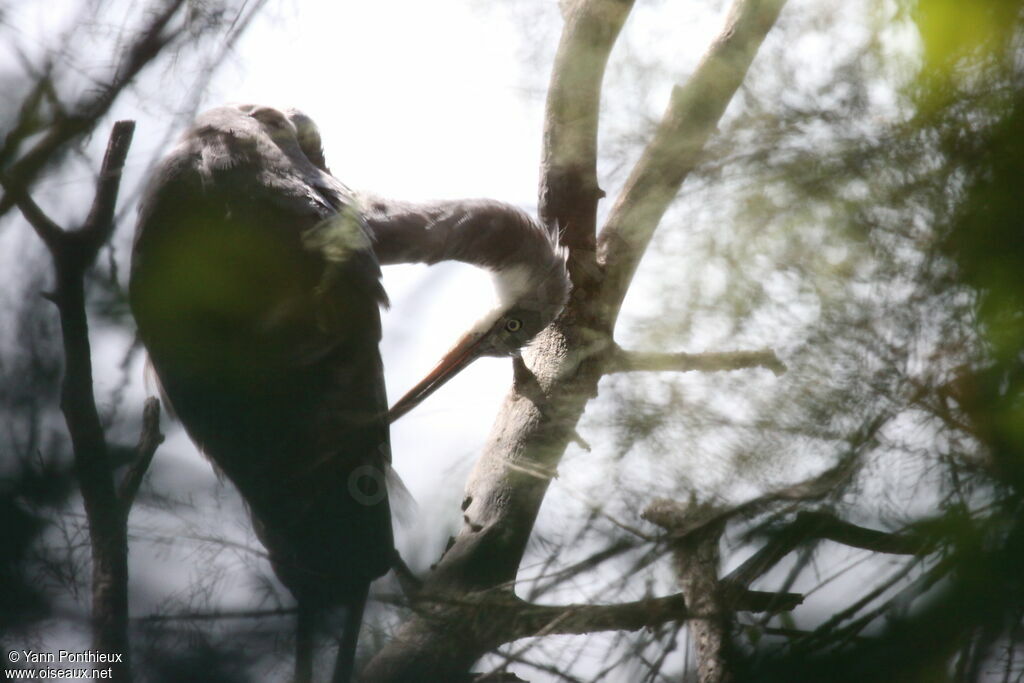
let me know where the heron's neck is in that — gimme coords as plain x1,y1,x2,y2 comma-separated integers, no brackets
359,196,559,281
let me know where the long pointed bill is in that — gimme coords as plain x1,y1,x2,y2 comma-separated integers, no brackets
388,331,489,423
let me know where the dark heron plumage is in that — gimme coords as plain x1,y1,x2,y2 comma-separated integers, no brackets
129,104,568,682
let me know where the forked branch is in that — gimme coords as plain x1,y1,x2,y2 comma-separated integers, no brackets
5,120,152,682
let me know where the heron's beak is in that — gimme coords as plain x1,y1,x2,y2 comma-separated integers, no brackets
388,330,490,423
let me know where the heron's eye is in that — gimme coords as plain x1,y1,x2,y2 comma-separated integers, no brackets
505,318,523,333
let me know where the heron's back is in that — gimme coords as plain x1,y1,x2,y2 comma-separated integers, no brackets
129,122,393,604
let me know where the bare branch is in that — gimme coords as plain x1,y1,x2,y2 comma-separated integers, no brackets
607,345,787,376
0,0,186,219
738,590,803,613
3,121,134,269
764,456,858,503
796,511,935,555
0,54,61,169
509,594,690,638
16,121,138,678
526,538,640,600
82,120,136,249
0,181,65,249
723,517,809,591
136,607,296,623
118,397,163,507
639,457,873,632
597,0,788,318
375,586,799,648
501,589,799,641
725,511,935,590
539,0,634,288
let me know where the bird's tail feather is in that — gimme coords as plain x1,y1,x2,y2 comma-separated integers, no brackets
386,464,418,528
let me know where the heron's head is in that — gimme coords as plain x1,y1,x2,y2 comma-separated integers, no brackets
226,103,329,172
281,108,329,172
388,227,569,422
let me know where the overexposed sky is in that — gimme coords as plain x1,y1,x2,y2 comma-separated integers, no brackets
229,1,543,202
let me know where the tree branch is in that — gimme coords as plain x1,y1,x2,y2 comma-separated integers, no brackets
14,121,138,681
118,397,163,508
796,511,935,555
725,511,936,591
0,0,186,219
501,590,800,641
643,498,733,683
136,607,296,623
738,589,803,613
82,120,136,249
504,594,672,640
363,2,789,679
2,184,64,249
644,496,730,539
393,588,801,645
607,345,787,376
408,0,639,602
596,0,788,319
539,0,634,290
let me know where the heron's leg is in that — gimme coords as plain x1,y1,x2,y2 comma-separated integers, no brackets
330,584,369,683
295,599,315,683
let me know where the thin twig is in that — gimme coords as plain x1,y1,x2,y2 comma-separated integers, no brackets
608,345,787,376
0,0,186,219
136,606,297,622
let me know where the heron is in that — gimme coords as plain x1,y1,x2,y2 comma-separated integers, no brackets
129,104,569,682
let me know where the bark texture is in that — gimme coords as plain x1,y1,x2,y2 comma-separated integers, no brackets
646,499,732,683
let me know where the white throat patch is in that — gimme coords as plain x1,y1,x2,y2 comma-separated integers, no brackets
493,264,533,308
